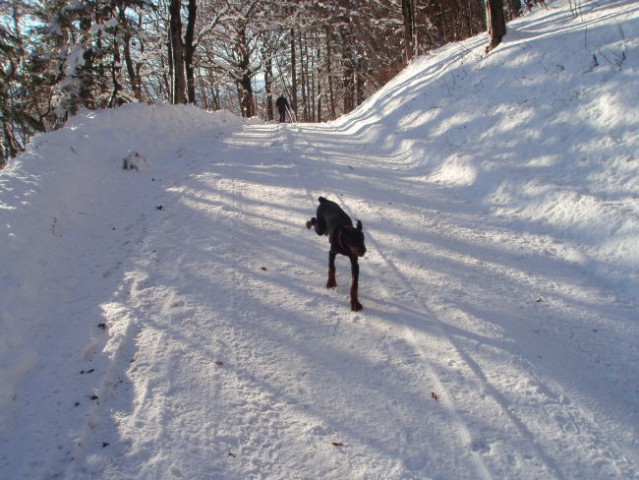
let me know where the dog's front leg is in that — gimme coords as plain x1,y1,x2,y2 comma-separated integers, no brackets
349,255,363,311
327,249,337,289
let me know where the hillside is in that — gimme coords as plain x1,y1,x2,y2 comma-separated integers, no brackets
1,1,638,478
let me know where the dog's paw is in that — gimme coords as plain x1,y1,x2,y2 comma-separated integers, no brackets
350,300,363,311
305,217,317,229
326,279,337,289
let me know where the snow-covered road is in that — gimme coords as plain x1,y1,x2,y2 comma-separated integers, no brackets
2,1,639,478
50,119,634,479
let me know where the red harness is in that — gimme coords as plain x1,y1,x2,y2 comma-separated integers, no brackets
337,225,352,252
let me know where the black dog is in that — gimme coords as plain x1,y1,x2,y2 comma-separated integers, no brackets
306,197,366,311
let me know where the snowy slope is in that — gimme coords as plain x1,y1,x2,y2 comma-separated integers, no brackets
1,1,638,479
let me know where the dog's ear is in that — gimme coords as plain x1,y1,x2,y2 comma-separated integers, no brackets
356,220,363,231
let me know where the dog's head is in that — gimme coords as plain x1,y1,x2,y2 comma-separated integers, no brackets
343,221,366,257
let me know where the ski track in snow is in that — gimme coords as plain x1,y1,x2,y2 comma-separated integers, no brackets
282,122,639,479
2,1,639,479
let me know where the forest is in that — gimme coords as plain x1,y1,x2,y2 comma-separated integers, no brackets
1,0,544,167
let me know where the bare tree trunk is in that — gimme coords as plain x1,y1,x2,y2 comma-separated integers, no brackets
438,2,449,44
325,26,336,120
339,23,354,114
308,33,316,122
316,54,322,123
290,28,298,119
118,3,142,102
299,30,308,122
184,0,197,104
108,35,123,107
508,0,522,17
237,26,254,117
356,56,365,107
238,74,253,117
169,0,187,104
314,40,321,123
485,0,506,52
263,49,274,121
402,0,417,63
1,114,20,163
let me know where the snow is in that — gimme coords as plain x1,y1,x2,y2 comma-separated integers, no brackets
1,1,638,478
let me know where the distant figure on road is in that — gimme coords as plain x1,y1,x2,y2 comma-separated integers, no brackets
275,95,289,123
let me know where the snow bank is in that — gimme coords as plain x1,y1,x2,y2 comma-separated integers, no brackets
0,104,249,442
332,0,639,301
